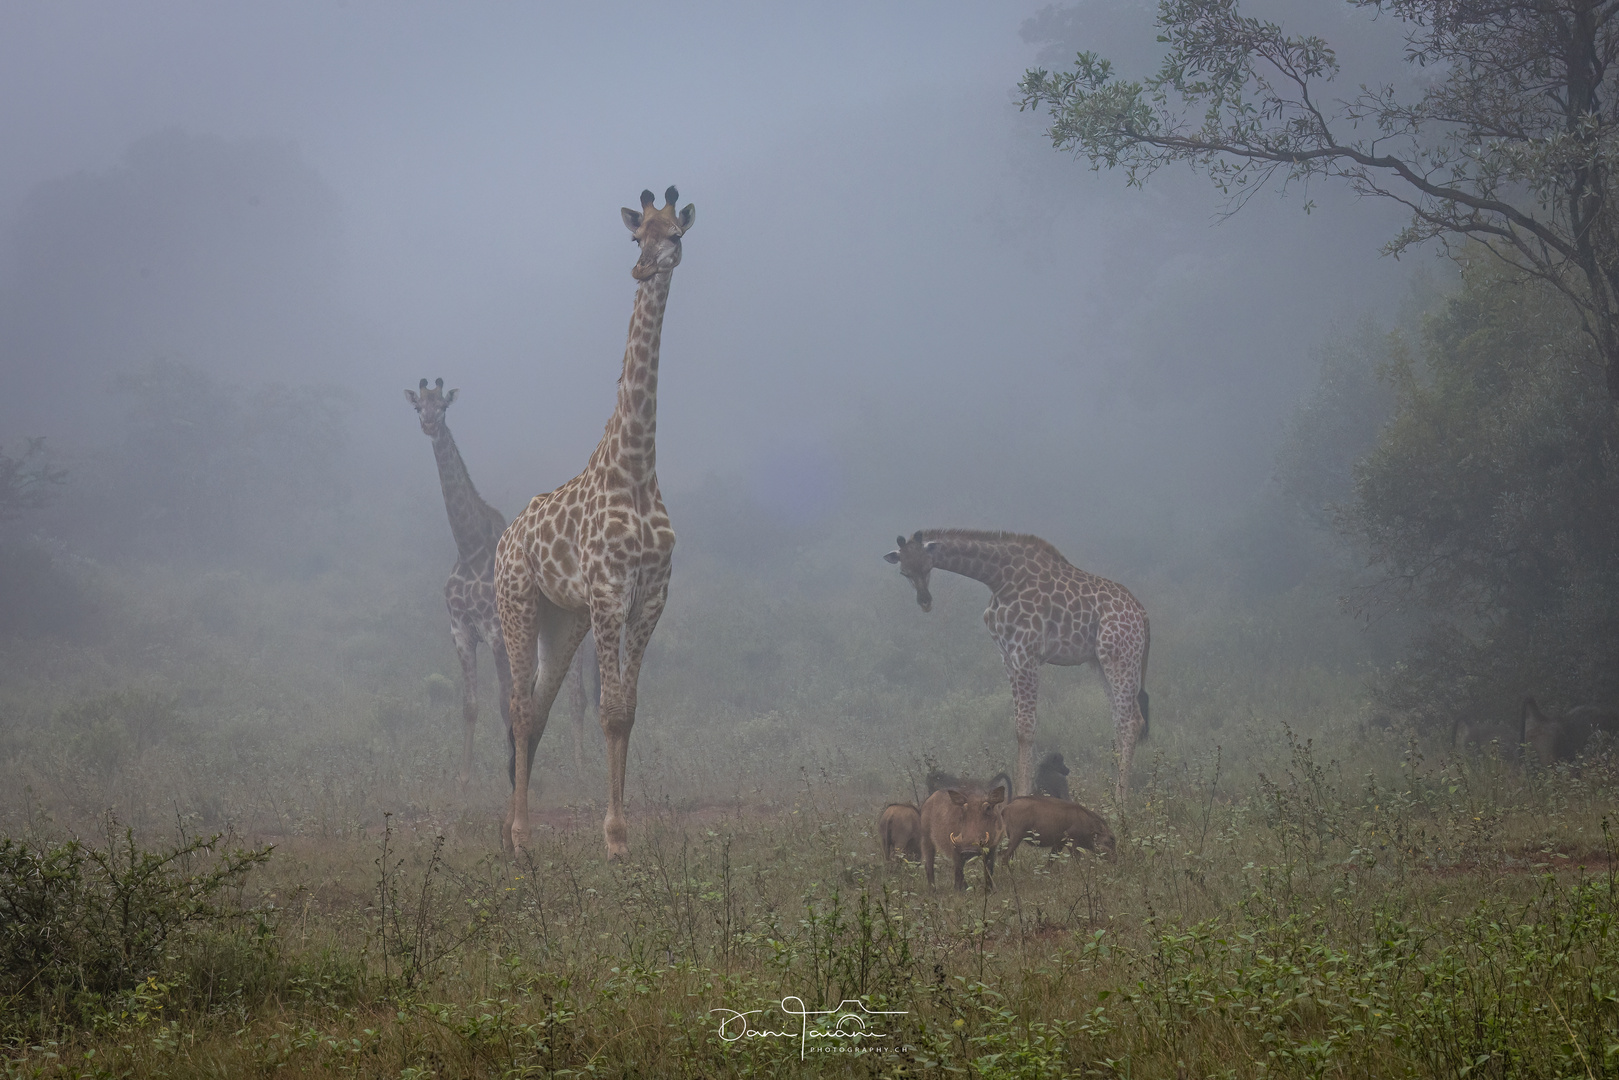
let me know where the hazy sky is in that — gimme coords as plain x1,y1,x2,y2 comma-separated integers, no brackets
1,2,1435,561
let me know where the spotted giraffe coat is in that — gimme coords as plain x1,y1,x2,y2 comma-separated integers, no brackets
886,529,1150,804
494,186,693,859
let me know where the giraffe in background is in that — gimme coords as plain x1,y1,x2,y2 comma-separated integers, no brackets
405,378,512,788
885,530,1150,804
496,186,693,857
408,379,597,788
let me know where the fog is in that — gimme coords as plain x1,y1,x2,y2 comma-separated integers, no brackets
0,1,1433,548
15,12,1619,1072
0,2,1449,821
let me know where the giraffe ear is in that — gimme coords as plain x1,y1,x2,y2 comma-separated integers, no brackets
923,541,941,555
404,389,420,405
622,207,643,233
883,551,901,564
444,389,458,404
678,203,696,231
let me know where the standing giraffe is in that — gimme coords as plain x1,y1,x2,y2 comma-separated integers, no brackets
405,378,513,787
496,186,693,857
884,530,1151,804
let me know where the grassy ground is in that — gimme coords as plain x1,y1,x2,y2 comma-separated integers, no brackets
3,724,1617,1079
4,556,1616,1077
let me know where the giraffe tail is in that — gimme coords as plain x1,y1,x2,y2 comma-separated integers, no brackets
1137,625,1151,742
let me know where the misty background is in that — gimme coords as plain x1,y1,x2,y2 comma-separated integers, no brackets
0,2,1449,824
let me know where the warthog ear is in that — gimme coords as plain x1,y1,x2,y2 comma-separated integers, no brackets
947,789,967,806
988,789,1005,806
883,551,900,564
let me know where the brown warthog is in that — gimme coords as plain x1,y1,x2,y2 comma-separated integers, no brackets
877,803,921,861
1522,697,1619,764
1002,796,1115,860
919,787,1006,891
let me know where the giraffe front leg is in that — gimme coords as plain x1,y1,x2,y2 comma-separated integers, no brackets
450,618,479,790
1004,657,1041,796
596,579,669,860
591,605,630,858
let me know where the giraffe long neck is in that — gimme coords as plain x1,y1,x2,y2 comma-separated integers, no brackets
917,530,1061,593
430,423,498,561
590,269,672,485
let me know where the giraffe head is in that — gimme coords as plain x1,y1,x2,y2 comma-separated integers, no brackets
884,532,941,612
622,185,696,281
405,377,458,438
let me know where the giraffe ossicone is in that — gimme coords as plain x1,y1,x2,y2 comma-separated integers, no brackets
495,185,693,859
885,529,1151,806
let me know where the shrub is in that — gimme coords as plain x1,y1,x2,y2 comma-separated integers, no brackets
0,827,270,1035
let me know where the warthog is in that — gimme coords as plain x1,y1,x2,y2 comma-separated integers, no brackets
926,767,1012,800
919,787,1006,891
1521,697,1619,764
878,803,922,861
1002,796,1115,860
1034,752,1070,799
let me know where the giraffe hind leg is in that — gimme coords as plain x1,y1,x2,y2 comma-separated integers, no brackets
1098,650,1147,806
497,590,539,852
450,617,479,789
506,595,589,854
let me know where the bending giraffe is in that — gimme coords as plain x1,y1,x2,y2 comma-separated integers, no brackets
496,186,693,857
884,530,1150,804
406,378,594,787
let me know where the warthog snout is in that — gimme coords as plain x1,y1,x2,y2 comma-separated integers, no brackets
920,786,1006,892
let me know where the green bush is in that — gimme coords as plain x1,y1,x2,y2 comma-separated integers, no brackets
0,827,270,1035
